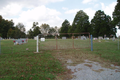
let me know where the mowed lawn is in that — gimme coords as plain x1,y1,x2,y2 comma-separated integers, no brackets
40,38,120,65
92,39,120,64
0,39,65,80
0,39,120,79
40,39,90,50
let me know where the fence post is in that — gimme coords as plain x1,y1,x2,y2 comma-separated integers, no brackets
56,35,58,50
72,33,74,49
91,35,93,51
0,38,1,54
36,35,39,53
118,36,119,50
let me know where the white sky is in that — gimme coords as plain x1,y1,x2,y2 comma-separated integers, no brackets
0,0,120,35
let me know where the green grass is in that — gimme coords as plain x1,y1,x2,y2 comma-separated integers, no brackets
40,39,120,65
92,39,120,64
40,39,90,50
0,39,120,80
0,40,65,80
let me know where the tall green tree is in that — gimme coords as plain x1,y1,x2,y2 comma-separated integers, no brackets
32,22,41,36
32,22,39,29
60,19,70,33
0,19,14,38
91,10,115,37
0,15,2,23
27,29,34,39
113,0,120,28
7,28,15,38
70,10,90,33
33,27,41,36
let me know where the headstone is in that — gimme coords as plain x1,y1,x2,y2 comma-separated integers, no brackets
93,38,97,40
13,39,27,45
78,36,81,39
41,38,45,41
62,37,66,39
112,36,115,41
34,37,37,40
98,36,103,40
81,35,86,40
0,37,2,40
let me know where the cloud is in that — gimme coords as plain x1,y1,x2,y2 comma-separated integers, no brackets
0,0,64,32
94,4,99,8
65,8,96,21
0,0,64,8
13,5,63,32
84,8,96,21
62,7,68,10
65,9,79,14
101,2,117,18
82,0,97,4
0,3,22,18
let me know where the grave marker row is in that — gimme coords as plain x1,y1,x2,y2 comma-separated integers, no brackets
13,39,28,45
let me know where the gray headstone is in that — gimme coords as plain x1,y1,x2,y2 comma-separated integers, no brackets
62,37,66,39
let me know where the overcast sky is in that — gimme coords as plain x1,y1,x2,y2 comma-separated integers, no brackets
0,0,120,35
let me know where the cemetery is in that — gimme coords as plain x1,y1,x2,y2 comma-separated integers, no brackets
0,0,120,79
0,36,120,79
13,38,28,45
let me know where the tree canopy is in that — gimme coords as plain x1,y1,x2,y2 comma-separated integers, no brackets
113,0,120,28
60,19,70,33
91,10,115,37
0,0,119,38
40,23,50,36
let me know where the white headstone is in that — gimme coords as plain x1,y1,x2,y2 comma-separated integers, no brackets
81,35,86,40
41,38,45,41
62,37,66,39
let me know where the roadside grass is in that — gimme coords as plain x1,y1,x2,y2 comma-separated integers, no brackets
0,40,65,80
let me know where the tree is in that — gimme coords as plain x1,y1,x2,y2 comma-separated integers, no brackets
91,10,115,37
0,15,2,23
0,19,14,38
60,19,70,33
27,29,34,39
31,22,41,36
7,28,15,38
40,23,50,36
16,23,26,33
33,27,41,36
71,10,90,33
14,23,26,38
48,27,56,35
113,0,120,28
32,22,39,29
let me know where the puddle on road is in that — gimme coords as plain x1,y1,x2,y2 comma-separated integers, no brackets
67,59,120,80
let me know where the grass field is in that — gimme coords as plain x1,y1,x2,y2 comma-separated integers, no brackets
0,39,120,79
40,39,90,50
0,40,65,80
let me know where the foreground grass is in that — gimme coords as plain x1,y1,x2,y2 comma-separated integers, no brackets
0,40,65,80
0,39,120,79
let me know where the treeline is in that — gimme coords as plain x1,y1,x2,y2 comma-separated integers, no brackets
0,16,26,38
60,10,116,37
0,0,120,38
60,0,120,37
